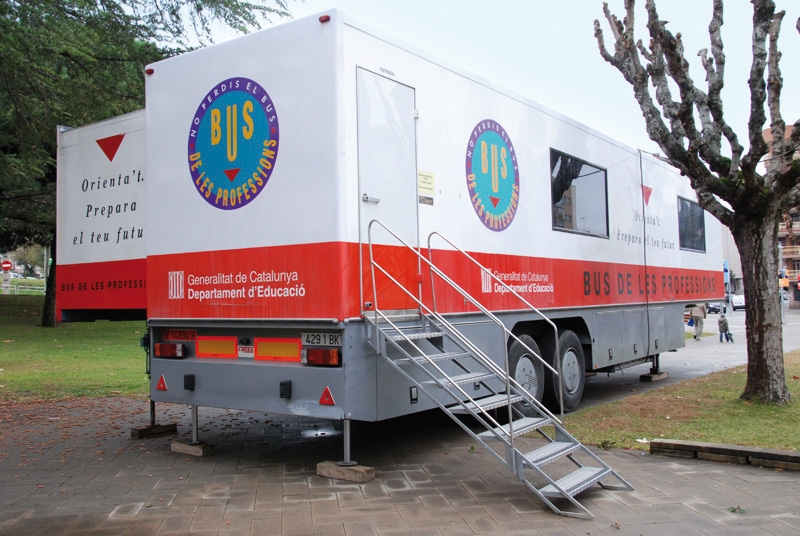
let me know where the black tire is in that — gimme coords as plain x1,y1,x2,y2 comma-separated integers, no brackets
541,330,586,413
507,335,545,414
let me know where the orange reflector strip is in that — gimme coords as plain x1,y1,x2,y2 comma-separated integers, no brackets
254,338,301,362
156,375,168,391
319,386,335,405
196,336,237,358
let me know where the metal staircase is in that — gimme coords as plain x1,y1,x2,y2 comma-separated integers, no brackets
365,221,633,519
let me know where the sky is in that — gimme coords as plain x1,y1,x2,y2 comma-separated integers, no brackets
264,0,800,156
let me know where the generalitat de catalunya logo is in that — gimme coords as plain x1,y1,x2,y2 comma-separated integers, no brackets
465,120,519,231
187,77,279,209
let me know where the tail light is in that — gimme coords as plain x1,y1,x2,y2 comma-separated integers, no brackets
303,348,341,366
154,343,184,358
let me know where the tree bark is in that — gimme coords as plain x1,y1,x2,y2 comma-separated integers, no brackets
734,217,790,403
41,238,57,328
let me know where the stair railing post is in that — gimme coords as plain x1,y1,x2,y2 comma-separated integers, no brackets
503,327,513,451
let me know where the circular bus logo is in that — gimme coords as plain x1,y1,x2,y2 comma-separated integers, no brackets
465,120,519,231
187,77,279,209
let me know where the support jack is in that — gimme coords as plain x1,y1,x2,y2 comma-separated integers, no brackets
130,398,178,439
640,354,669,382
171,405,214,456
316,419,375,483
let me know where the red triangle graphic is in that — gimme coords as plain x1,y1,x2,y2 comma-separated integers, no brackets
319,386,336,406
224,168,240,182
96,134,125,162
156,375,168,391
641,184,653,206
489,196,500,208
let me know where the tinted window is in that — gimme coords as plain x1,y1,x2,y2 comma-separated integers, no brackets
551,149,608,237
678,197,706,252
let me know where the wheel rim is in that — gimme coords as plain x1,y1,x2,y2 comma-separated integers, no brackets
514,354,539,396
562,348,581,395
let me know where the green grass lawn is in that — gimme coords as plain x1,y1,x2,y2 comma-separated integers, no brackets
562,352,800,452
0,295,148,402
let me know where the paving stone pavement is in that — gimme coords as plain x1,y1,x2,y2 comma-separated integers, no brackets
1,309,799,535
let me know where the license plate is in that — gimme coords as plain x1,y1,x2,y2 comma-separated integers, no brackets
302,332,342,347
162,329,197,341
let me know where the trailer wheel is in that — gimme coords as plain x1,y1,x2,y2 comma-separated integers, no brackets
507,335,545,413
542,330,586,413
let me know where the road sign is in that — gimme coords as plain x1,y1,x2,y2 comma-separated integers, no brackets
1,260,11,271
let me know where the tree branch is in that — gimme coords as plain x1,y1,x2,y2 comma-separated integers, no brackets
742,0,774,179
765,10,787,190
698,0,744,180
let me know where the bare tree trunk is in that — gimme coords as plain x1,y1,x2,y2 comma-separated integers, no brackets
41,238,57,328
734,217,790,403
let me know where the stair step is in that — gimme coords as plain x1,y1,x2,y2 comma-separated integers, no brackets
523,441,580,467
540,466,610,498
478,416,552,440
390,331,444,342
448,393,523,414
399,351,472,366
422,371,495,388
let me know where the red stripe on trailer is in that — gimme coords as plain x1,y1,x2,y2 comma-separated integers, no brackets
57,258,146,311
147,242,723,320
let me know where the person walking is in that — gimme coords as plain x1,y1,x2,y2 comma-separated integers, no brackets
718,314,733,343
690,303,706,340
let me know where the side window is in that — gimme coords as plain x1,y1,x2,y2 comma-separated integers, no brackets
550,149,608,237
678,197,706,252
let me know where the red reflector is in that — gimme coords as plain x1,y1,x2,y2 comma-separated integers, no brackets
304,348,341,366
145,67,154,75
319,386,335,405
156,375,168,391
155,343,183,358
319,14,331,23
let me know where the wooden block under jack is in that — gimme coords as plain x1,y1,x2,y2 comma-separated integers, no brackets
171,439,215,456
640,371,669,382
317,460,376,483
130,423,178,439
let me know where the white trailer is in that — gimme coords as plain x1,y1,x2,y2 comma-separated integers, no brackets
143,11,722,517
56,110,146,321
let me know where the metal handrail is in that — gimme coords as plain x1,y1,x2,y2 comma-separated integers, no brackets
778,222,800,233
427,231,563,423
780,245,800,257
367,297,511,446
367,220,564,438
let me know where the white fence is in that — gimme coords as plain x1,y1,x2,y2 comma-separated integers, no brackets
2,284,46,295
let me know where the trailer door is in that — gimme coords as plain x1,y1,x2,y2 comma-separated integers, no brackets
357,68,419,313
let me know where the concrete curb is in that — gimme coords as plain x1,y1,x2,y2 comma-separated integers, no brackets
650,438,800,470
